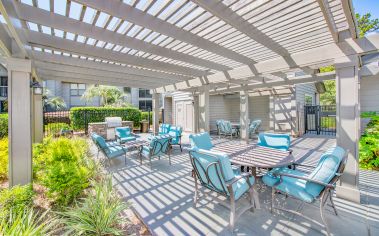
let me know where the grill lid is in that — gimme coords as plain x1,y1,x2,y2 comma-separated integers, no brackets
105,117,122,128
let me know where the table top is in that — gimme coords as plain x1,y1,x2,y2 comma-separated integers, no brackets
122,139,149,149
229,145,294,169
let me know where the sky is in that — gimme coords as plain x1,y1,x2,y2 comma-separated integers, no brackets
352,0,379,18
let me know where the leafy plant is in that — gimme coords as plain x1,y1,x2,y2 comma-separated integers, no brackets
0,208,56,236
356,13,379,38
0,185,34,219
45,96,67,111
0,138,8,181
59,177,128,235
82,85,127,107
33,137,95,205
359,115,379,170
0,114,8,138
70,107,141,130
44,123,71,136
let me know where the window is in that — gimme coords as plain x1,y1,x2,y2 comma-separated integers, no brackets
305,94,313,106
123,87,131,94
139,89,152,98
139,100,152,111
70,83,86,96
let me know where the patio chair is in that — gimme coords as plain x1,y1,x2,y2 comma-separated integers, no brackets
91,133,127,166
115,126,136,144
249,120,262,138
189,132,214,151
262,146,347,236
221,120,239,139
189,148,258,231
258,132,291,152
138,134,172,168
158,123,171,135
168,126,183,152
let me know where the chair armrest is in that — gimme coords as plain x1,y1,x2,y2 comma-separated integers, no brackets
273,172,335,188
293,163,317,168
225,172,251,186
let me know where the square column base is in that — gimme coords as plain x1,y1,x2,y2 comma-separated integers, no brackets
336,185,360,203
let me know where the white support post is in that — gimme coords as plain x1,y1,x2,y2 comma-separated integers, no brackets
32,94,43,143
335,56,360,203
240,90,249,143
152,92,160,135
7,58,32,186
198,85,209,132
193,95,199,133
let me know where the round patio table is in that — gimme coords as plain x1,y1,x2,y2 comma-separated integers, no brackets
229,145,294,177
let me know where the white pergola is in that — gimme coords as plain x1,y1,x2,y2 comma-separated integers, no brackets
1,0,379,203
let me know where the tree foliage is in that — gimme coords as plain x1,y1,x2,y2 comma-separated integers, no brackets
82,86,130,107
356,13,379,38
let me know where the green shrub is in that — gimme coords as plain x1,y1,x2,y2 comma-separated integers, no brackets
0,185,34,219
0,208,56,235
0,138,8,181
44,123,71,136
141,111,152,123
33,137,95,205
0,114,8,138
59,177,128,235
70,107,141,130
361,111,378,118
360,115,379,170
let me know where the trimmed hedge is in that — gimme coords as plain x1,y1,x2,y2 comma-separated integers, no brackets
141,111,152,123
70,107,141,130
0,114,8,138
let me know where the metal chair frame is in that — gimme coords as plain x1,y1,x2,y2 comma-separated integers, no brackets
138,136,172,168
189,150,258,231
270,151,348,236
91,134,127,167
115,127,136,144
217,120,239,140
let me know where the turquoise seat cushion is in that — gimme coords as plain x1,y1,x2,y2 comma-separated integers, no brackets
305,146,345,197
159,124,171,135
169,126,182,145
91,133,107,149
105,145,125,158
120,136,136,143
249,120,261,133
276,176,315,203
258,133,290,151
262,167,306,187
189,132,213,150
233,176,255,200
115,127,132,138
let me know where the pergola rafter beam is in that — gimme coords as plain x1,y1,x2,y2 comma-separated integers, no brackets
316,0,339,42
14,2,230,72
0,23,11,57
29,50,186,82
39,75,143,87
340,0,358,38
24,30,208,77
74,0,253,65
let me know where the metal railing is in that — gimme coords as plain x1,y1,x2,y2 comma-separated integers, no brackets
304,105,336,135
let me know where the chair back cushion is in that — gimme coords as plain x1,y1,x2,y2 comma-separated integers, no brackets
169,126,182,144
258,132,290,151
91,133,107,149
249,120,262,133
159,124,171,134
190,149,234,194
149,134,172,156
305,146,346,197
223,120,232,133
189,132,213,150
115,127,131,138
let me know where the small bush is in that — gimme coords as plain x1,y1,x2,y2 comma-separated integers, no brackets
33,137,95,205
359,115,379,170
0,185,34,219
70,107,141,130
59,177,128,235
0,114,8,138
141,111,152,123
0,138,8,181
44,123,71,136
0,208,56,235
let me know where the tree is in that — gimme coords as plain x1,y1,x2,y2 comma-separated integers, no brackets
356,13,379,38
319,66,336,105
82,85,129,107
45,96,67,111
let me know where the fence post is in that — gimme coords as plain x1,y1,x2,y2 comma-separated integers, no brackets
84,110,88,135
148,108,151,132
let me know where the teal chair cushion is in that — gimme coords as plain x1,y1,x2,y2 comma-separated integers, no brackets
91,133,107,149
189,132,213,150
120,136,137,142
305,146,346,197
249,120,261,133
106,145,125,158
276,177,315,203
142,134,171,157
169,126,182,145
233,176,255,200
258,133,290,151
115,127,131,137
262,167,307,187
159,124,171,135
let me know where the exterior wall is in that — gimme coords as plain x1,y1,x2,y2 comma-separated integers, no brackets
131,88,139,107
295,83,317,106
249,96,270,131
171,92,194,126
360,76,379,112
164,96,173,124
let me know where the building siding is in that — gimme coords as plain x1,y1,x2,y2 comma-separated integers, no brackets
361,76,379,112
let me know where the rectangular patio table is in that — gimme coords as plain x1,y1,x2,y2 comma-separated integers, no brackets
229,145,294,177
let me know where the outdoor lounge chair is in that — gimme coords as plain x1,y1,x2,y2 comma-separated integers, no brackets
139,134,172,168
91,133,127,166
189,132,214,150
168,126,183,152
115,126,136,143
189,148,258,231
258,132,291,152
249,120,262,138
262,146,348,236
158,123,171,135
217,120,238,139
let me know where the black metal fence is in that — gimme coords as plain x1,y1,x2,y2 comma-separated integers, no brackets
304,105,336,135
43,110,71,136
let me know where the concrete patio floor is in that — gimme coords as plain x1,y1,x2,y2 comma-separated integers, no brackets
96,134,379,236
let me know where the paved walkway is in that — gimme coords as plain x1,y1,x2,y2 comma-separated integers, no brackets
94,134,379,236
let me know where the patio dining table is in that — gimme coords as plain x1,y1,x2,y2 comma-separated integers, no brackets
229,145,294,177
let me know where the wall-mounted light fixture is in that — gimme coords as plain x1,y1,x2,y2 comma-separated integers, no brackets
30,81,43,95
